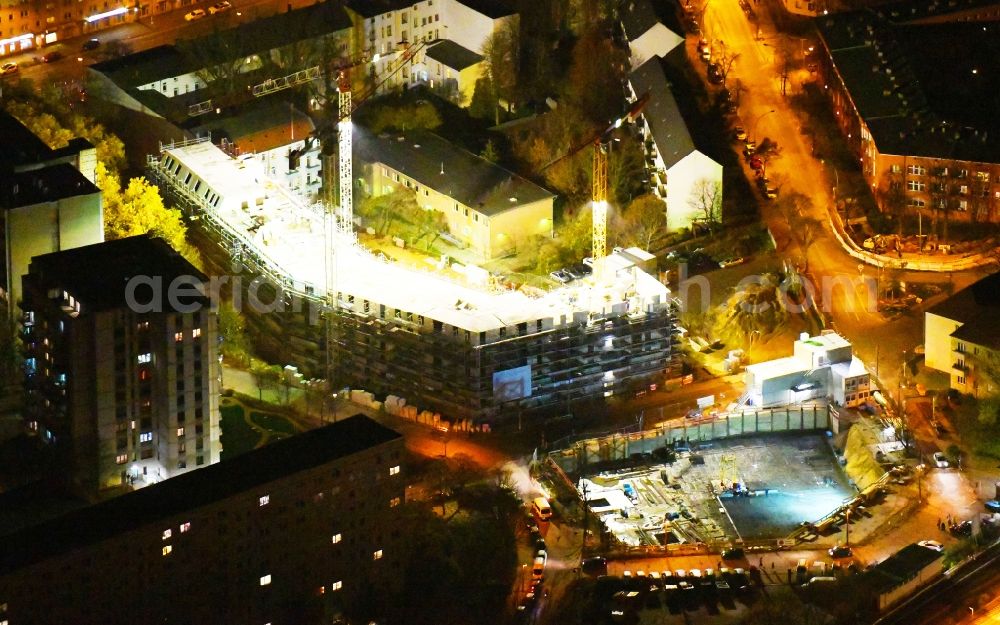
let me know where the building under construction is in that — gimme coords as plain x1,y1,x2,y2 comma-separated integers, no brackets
148,138,676,423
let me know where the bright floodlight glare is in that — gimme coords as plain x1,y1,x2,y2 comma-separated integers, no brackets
85,6,127,22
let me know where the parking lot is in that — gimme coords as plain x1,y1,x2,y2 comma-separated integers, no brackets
579,433,855,545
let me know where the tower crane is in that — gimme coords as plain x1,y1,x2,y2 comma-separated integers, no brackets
540,93,650,272
321,39,428,417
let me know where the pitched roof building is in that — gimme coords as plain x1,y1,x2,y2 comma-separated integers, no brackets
627,56,723,230
924,271,1000,397
815,8,1000,224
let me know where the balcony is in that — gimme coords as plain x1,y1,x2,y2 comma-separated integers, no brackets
952,361,969,373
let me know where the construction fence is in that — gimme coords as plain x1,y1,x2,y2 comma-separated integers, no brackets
549,405,831,475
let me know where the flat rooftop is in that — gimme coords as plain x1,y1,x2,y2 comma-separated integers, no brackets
161,141,669,333
0,415,400,575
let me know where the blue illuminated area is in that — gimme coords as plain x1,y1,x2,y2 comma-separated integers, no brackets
722,483,854,538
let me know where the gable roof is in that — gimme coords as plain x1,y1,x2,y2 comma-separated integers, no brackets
356,128,555,217
426,39,484,71
815,11,999,163
927,271,1000,350
0,415,401,575
629,57,697,169
90,44,189,90
190,99,316,152
621,0,660,41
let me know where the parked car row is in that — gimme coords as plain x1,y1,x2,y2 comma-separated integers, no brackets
185,2,230,20
550,261,593,284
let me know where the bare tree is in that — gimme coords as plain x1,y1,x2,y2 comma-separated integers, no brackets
878,169,908,236
713,40,740,87
755,138,781,177
688,178,723,229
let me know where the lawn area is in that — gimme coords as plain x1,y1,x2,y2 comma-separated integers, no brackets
951,396,1000,462
219,399,304,460
249,410,300,440
219,402,261,460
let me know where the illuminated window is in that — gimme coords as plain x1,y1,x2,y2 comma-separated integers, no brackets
259,495,270,507
162,545,172,556
332,580,343,591
389,465,400,476
177,427,185,437
138,353,152,364
174,331,183,342
180,522,191,533
331,533,342,544
260,574,271,586
192,328,202,338
373,549,383,561
116,454,127,465
140,432,153,443
390,497,401,507
162,529,172,540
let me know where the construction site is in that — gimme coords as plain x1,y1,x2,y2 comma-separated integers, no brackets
148,127,675,424
577,433,856,546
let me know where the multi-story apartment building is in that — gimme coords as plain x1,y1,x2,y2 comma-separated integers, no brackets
357,128,554,260
924,271,1000,397
344,0,516,104
192,99,324,203
0,415,405,625
627,55,723,231
0,110,103,318
147,138,676,423
20,235,221,496
815,7,1000,226
87,1,351,124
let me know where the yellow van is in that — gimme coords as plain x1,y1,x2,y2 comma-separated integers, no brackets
532,497,553,521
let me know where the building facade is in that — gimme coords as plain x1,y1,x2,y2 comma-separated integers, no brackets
744,331,871,408
358,129,555,260
628,56,723,231
0,110,103,317
345,0,516,102
21,235,221,496
0,415,405,625
924,272,1000,397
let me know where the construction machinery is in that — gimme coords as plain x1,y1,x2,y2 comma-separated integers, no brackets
541,93,650,271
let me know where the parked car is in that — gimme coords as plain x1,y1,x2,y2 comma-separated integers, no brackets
184,8,207,20
209,1,232,13
582,256,595,267
582,556,608,577
828,545,853,559
549,269,572,284
749,156,763,171
733,127,747,141
918,540,944,551
563,266,584,280
81,38,100,51
41,51,63,63
0,61,17,75
700,49,711,63
985,500,1000,513
763,186,778,199
932,452,949,468
707,64,723,84
950,520,973,537
571,262,593,276
697,38,710,54
744,140,757,153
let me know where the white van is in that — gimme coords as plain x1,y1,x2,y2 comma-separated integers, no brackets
532,497,553,521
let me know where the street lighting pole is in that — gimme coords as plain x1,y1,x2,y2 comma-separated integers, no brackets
751,109,776,144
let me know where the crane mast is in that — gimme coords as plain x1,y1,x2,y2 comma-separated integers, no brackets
336,70,353,231
592,142,609,263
